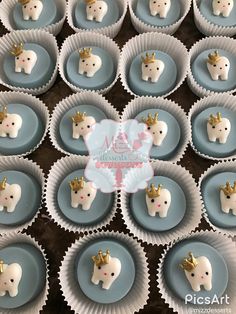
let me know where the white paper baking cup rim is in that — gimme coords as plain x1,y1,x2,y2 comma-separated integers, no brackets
59,230,150,314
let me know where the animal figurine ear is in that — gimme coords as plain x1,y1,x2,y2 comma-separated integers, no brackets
0,260,22,297
78,48,102,78
212,0,234,17
0,177,22,213
10,43,38,75
149,0,171,18
18,0,44,21
85,0,108,22
141,52,165,83
0,105,23,139
207,112,231,144
220,181,236,215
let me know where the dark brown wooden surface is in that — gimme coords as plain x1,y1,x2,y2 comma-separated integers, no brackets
0,6,215,314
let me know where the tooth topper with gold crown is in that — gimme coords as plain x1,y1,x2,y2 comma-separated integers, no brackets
206,50,230,81
207,50,222,66
143,113,158,127
0,177,22,213
180,252,198,272
85,0,108,23
0,259,23,298
207,112,231,144
71,112,86,124
71,111,96,140
10,43,24,57
18,0,44,21
141,52,156,65
0,106,7,123
92,249,110,267
78,47,102,78
69,177,85,192
141,51,165,83
220,181,236,196
0,105,23,139
208,112,222,126
10,43,38,75
0,177,7,192
79,48,92,59
220,181,236,215
146,183,162,198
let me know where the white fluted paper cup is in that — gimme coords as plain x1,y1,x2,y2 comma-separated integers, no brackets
193,0,236,37
129,0,191,35
187,36,236,98
121,96,190,163
189,93,236,161
67,0,127,39
0,0,66,36
120,161,202,245
199,161,236,238
45,155,119,233
0,91,49,157
0,156,45,235
59,230,149,314
157,230,236,313
0,29,59,96
120,32,189,98
0,232,49,314
59,32,120,95
49,91,120,157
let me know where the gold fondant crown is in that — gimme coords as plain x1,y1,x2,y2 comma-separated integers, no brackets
208,112,222,126
0,260,4,274
79,48,92,59
141,52,156,65
71,112,86,124
85,0,96,4
220,181,236,196
146,183,162,198
180,252,198,272
69,177,85,192
10,43,24,57
18,0,31,5
143,113,158,127
92,249,110,267
207,50,221,65
0,177,7,191
0,106,7,122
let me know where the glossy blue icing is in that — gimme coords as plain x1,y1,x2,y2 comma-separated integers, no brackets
191,48,236,92
3,43,54,89
130,175,186,232
0,243,46,309
199,0,236,27
75,238,135,304
57,169,114,225
128,50,177,96
201,171,236,228
74,0,120,29
136,0,181,27
135,108,181,160
65,46,116,90
0,103,44,156
59,104,107,155
0,170,41,226
12,0,59,30
192,106,236,158
164,240,228,303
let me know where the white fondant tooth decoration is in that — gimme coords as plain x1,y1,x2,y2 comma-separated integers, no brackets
143,113,167,146
180,252,212,292
149,0,171,18
91,249,122,290
85,0,108,22
0,260,22,297
69,176,97,210
0,177,21,213
10,43,37,75
220,181,236,215
71,111,96,140
0,106,22,139
146,183,171,218
207,112,231,144
141,52,165,83
78,48,102,78
18,0,43,21
212,0,234,17
207,51,230,81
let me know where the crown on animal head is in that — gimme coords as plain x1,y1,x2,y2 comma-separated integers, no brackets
79,48,92,59
208,112,222,126
180,252,198,272
207,50,221,65
141,52,156,65
0,106,7,123
0,177,7,191
220,181,236,196
85,0,96,4
0,260,4,274
146,183,162,198
71,111,86,124
18,0,31,5
69,177,85,192
143,113,158,127
10,43,24,57
92,249,110,267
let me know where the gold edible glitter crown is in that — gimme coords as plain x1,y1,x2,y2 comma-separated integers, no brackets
0,106,7,123
72,112,86,124
146,183,162,198
85,0,96,4
92,249,110,267
141,52,156,65
10,43,23,57
79,48,92,59
207,50,221,65
18,0,31,5
143,113,158,127
0,260,4,274
220,181,236,196
69,177,85,192
0,177,7,191
180,252,198,272
208,112,222,126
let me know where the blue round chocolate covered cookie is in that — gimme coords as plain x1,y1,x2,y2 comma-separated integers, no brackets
75,238,135,303
130,175,186,232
